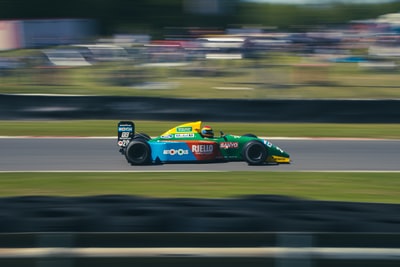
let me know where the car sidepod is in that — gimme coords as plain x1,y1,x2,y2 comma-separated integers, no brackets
149,141,223,163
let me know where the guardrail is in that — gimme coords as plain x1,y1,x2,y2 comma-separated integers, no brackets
0,233,399,267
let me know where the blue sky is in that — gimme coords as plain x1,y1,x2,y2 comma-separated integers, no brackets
243,0,396,4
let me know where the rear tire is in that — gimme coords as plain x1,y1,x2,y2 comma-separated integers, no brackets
125,140,151,165
242,140,267,165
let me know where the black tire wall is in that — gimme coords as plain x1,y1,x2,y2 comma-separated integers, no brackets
1,95,399,122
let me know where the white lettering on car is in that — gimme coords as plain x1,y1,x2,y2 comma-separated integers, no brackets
118,127,132,132
121,132,130,138
175,134,195,138
191,144,214,154
220,142,239,149
263,140,273,147
118,140,130,147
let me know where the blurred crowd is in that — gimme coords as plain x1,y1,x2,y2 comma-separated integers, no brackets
1,12,400,77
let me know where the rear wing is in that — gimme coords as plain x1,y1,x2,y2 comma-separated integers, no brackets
117,121,134,148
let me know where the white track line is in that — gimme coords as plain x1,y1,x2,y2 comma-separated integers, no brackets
0,170,399,173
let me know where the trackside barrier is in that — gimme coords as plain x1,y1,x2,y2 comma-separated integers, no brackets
0,232,399,267
1,94,399,122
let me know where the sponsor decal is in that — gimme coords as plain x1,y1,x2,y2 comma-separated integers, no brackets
118,140,130,147
161,134,174,139
263,140,272,147
118,127,133,132
220,142,239,149
191,144,214,154
176,127,192,132
163,149,189,156
175,133,195,138
120,132,130,138
271,155,290,162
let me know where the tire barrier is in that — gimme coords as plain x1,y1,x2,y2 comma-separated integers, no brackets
1,94,399,122
0,195,399,233
0,233,399,267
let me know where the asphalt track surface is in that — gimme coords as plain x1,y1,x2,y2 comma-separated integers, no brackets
0,137,399,172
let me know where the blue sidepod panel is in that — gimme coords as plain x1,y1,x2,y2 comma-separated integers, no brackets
150,142,197,162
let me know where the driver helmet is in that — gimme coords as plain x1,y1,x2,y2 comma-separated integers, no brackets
201,125,214,138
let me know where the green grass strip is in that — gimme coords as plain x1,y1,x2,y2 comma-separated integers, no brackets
0,172,399,204
0,120,399,139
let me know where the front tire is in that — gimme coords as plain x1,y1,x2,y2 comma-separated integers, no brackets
125,140,151,165
242,140,267,165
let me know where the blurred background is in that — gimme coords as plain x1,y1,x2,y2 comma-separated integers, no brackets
1,0,400,99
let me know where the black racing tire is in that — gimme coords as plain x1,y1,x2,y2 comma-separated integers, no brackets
242,140,267,165
125,140,151,165
133,133,151,141
243,133,258,138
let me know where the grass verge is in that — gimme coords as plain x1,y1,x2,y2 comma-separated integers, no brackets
0,120,399,139
0,172,399,203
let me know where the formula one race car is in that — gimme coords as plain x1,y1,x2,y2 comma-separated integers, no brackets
117,121,290,165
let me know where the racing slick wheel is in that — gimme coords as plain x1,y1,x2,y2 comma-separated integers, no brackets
242,140,267,165
125,140,151,165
